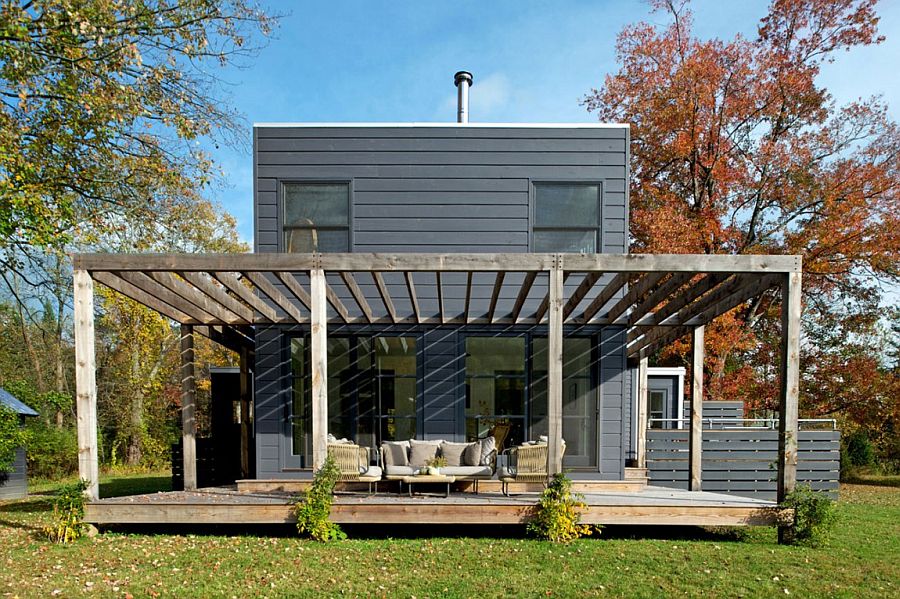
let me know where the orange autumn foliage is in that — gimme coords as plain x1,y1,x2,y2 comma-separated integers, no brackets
585,0,899,448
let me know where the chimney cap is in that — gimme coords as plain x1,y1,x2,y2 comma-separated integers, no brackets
454,71,474,87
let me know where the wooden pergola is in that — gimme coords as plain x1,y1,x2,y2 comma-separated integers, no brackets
72,252,802,509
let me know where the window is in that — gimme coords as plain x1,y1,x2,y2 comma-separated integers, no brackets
290,336,417,467
533,183,600,252
649,390,667,429
283,183,349,252
465,337,527,447
531,337,597,468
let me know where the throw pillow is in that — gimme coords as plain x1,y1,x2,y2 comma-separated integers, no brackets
463,440,482,466
382,441,409,467
408,440,440,468
440,442,469,467
479,436,496,466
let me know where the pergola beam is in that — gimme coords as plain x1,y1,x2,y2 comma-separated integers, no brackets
275,272,313,312
93,272,196,323
436,272,446,324
627,272,692,326
563,272,601,319
463,272,473,324
118,271,218,324
580,272,629,322
606,272,667,324
148,271,245,325
180,271,255,322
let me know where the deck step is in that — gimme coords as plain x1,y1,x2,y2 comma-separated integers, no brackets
624,467,649,482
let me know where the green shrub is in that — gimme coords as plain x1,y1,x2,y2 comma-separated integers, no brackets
0,406,30,479
25,423,78,479
842,430,875,469
780,485,837,547
527,472,596,543
44,480,89,544
294,454,346,542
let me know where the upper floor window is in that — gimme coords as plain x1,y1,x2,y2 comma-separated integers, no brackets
283,183,349,252
533,183,600,253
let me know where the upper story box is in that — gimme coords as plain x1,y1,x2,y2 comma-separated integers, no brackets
253,123,630,256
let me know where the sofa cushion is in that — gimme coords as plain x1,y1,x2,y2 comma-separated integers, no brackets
385,464,416,476
381,441,409,467
441,465,493,477
359,465,383,481
463,440,482,466
440,442,469,467
479,436,496,466
408,440,439,468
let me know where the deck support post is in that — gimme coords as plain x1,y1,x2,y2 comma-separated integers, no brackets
689,326,704,491
74,270,99,501
180,325,197,491
778,272,801,538
636,355,649,469
239,346,251,479
310,268,328,470
547,259,564,475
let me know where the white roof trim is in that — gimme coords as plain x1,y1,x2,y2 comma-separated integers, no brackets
253,122,629,129
647,367,686,376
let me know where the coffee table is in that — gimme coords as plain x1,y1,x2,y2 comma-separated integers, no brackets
400,474,457,498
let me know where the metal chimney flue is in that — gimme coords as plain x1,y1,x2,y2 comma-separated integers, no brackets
454,71,473,123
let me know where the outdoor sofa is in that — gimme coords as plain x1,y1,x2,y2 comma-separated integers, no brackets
380,438,498,493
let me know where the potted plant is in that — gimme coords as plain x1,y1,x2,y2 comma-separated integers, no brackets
424,456,447,476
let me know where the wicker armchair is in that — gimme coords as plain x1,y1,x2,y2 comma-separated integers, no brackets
498,442,565,496
327,443,382,494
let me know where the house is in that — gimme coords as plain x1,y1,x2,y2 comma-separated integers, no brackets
0,388,37,500
75,72,823,527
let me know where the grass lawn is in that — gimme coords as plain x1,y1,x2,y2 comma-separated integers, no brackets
1,476,898,598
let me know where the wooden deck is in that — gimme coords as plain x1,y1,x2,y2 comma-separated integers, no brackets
84,486,782,527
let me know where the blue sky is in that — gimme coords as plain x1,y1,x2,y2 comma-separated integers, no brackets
205,0,900,243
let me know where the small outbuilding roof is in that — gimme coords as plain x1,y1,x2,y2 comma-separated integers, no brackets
0,388,38,417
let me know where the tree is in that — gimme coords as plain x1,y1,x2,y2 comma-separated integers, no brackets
0,0,274,272
584,0,899,455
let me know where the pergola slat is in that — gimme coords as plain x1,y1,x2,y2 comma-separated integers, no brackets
324,283,352,323
372,272,399,324
405,272,421,324
242,271,306,324
93,272,196,323
487,271,505,323
118,271,217,324
275,272,312,311
436,272,446,324
510,271,537,324
606,272,667,324
213,272,279,322
627,272,692,326
341,272,374,323
580,272,629,322
563,272,601,319
149,271,245,325
463,272,473,324
180,271,255,322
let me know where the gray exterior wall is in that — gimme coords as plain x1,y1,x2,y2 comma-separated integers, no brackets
0,448,27,500
252,124,630,479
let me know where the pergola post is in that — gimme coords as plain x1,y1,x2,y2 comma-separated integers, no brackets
310,268,328,470
777,272,801,505
547,260,564,475
636,355,649,469
239,346,251,479
74,270,99,501
180,325,197,491
689,325,704,491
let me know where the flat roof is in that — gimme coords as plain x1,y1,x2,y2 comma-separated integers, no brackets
253,122,629,129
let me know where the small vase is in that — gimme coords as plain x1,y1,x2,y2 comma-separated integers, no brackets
428,466,440,476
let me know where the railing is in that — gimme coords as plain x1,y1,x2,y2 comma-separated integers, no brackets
647,417,838,431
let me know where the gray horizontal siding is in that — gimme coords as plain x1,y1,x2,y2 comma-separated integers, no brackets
0,448,27,500
646,429,840,500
